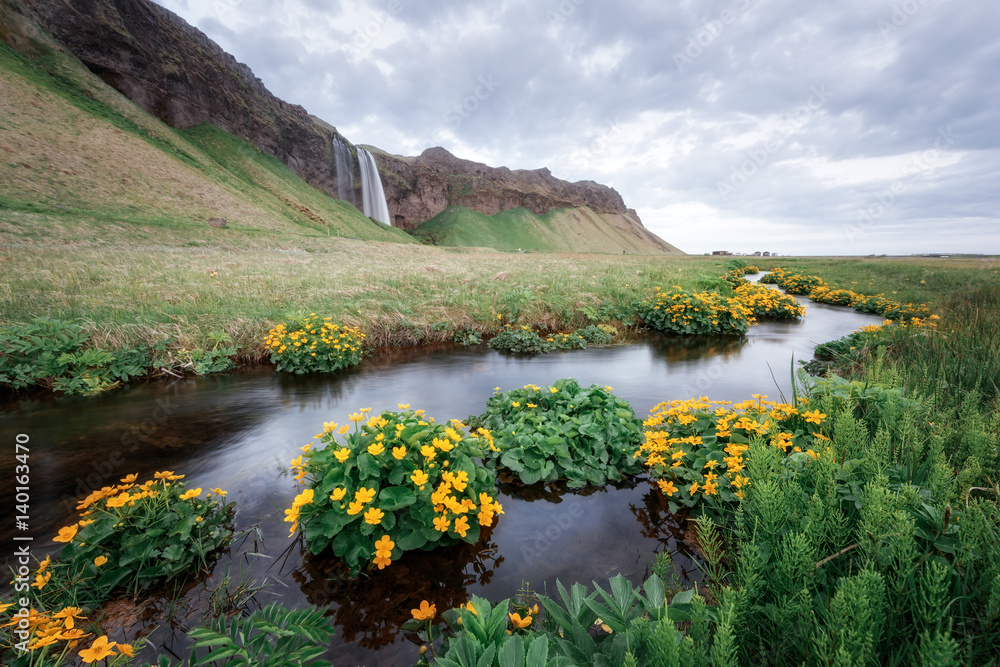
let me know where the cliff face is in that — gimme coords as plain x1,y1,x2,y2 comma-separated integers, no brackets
6,0,661,239
372,146,636,230
16,0,340,197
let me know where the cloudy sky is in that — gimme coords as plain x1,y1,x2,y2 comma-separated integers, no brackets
153,0,998,255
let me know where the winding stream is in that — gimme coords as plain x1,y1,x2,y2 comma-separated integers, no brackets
0,287,882,664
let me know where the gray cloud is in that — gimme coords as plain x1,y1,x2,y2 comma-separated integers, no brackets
155,0,1000,255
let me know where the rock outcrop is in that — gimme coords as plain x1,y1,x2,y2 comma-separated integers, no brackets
15,0,341,197
371,146,639,230
5,0,668,243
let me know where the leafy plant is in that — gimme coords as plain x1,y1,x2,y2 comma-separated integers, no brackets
264,314,365,374
488,327,555,354
0,317,152,394
637,393,831,513
177,331,238,375
732,281,805,319
637,287,754,336
453,328,483,346
471,379,644,487
418,574,713,666
34,472,235,609
288,407,502,576
575,325,614,344
141,603,336,667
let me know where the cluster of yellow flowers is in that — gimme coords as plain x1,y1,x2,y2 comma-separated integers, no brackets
638,395,829,503
287,406,503,573
733,281,806,318
0,602,133,661
265,314,363,355
644,287,757,334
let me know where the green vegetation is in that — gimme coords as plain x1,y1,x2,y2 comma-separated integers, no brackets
486,325,613,355
638,287,756,336
410,205,681,254
263,314,366,374
287,407,502,577
471,379,644,488
407,574,677,666
143,603,337,667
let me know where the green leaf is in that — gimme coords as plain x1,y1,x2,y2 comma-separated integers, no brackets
378,487,416,511
498,633,525,667
161,544,184,561
358,452,379,479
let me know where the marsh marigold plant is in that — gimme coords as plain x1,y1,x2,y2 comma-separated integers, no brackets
287,407,502,576
638,287,756,336
264,314,365,374
637,394,831,512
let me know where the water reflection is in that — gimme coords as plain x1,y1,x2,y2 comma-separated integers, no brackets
293,528,501,651
0,298,883,664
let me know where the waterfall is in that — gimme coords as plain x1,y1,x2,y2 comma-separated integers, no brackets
331,135,356,205
357,147,392,226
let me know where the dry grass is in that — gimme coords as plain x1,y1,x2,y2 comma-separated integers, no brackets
0,226,724,352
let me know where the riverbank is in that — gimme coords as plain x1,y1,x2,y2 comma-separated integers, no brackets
2,232,994,354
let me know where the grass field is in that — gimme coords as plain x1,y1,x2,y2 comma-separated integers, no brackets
410,204,682,255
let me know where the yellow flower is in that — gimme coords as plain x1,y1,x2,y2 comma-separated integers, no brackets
210,487,227,497
464,602,478,616
79,636,117,663
364,507,385,525
94,555,108,567
347,500,365,515
120,474,138,484
179,488,202,501
433,516,450,532
335,448,351,463
511,401,520,407
349,412,365,423
550,387,558,394
54,524,78,543
330,487,347,501
412,600,436,621
392,446,407,459
411,470,429,486
374,535,395,555
703,480,718,496
32,571,51,589
509,612,533,629
117,643,135,658
53,606,86,629
398,403,410,409
293,489,315,507
338,425,350,434
689,482,700,495
355,487,376,504
368,442,385,456
373,554,392,569
453,516,470,537
421,444,437,459
657,480,677,496
803,409,827,425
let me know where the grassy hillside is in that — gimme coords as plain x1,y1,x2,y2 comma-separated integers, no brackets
0,40,411,245
410,205,683,254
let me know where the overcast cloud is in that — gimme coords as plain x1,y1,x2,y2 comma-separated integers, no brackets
153,0,999,255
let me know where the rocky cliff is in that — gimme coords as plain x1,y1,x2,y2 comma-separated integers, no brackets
10,0,341,197
3,0,666,242
371,146,637,230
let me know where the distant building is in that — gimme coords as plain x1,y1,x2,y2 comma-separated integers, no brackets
712,250,733,255
753,251,762,256
762,251,771,257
